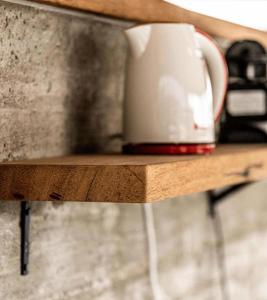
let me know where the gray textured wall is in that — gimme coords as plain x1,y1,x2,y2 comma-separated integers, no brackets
1,1,267,300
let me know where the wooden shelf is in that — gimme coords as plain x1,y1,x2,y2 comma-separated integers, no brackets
31,0,267,48
0,145,267,203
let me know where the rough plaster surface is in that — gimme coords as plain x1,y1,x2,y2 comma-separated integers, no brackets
1,1,267,300
0,0,126,160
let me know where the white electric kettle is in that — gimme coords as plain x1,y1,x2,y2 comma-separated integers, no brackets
123,24,228,154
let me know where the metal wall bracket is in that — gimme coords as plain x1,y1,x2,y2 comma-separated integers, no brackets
20,201,31,276
207,182,252,300
208,183,251,217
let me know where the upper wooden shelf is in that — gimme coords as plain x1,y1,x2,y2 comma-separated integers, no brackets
0,145,267,203
31,0,267,48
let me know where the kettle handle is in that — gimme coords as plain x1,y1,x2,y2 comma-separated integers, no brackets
196,30,228,122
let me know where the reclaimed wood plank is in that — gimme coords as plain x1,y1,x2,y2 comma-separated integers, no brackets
0,145,267,202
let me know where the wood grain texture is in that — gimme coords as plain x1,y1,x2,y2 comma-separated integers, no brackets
31,0,267,48
0,145,267,203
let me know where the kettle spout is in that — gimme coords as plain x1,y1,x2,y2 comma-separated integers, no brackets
124,25,151,58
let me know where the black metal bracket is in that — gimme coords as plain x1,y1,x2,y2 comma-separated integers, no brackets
206,182,255,300
20,201,31,276
207,183,251,217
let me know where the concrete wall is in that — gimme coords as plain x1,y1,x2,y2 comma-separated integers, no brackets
1,1,267,300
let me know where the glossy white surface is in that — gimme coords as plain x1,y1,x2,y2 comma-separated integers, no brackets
124,23,227,144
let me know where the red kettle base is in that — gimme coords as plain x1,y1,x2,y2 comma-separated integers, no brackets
123,143,215,155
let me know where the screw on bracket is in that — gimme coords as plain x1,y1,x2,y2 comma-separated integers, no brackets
20,201,31,276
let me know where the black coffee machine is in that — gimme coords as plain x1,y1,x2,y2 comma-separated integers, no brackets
219,40,267,143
